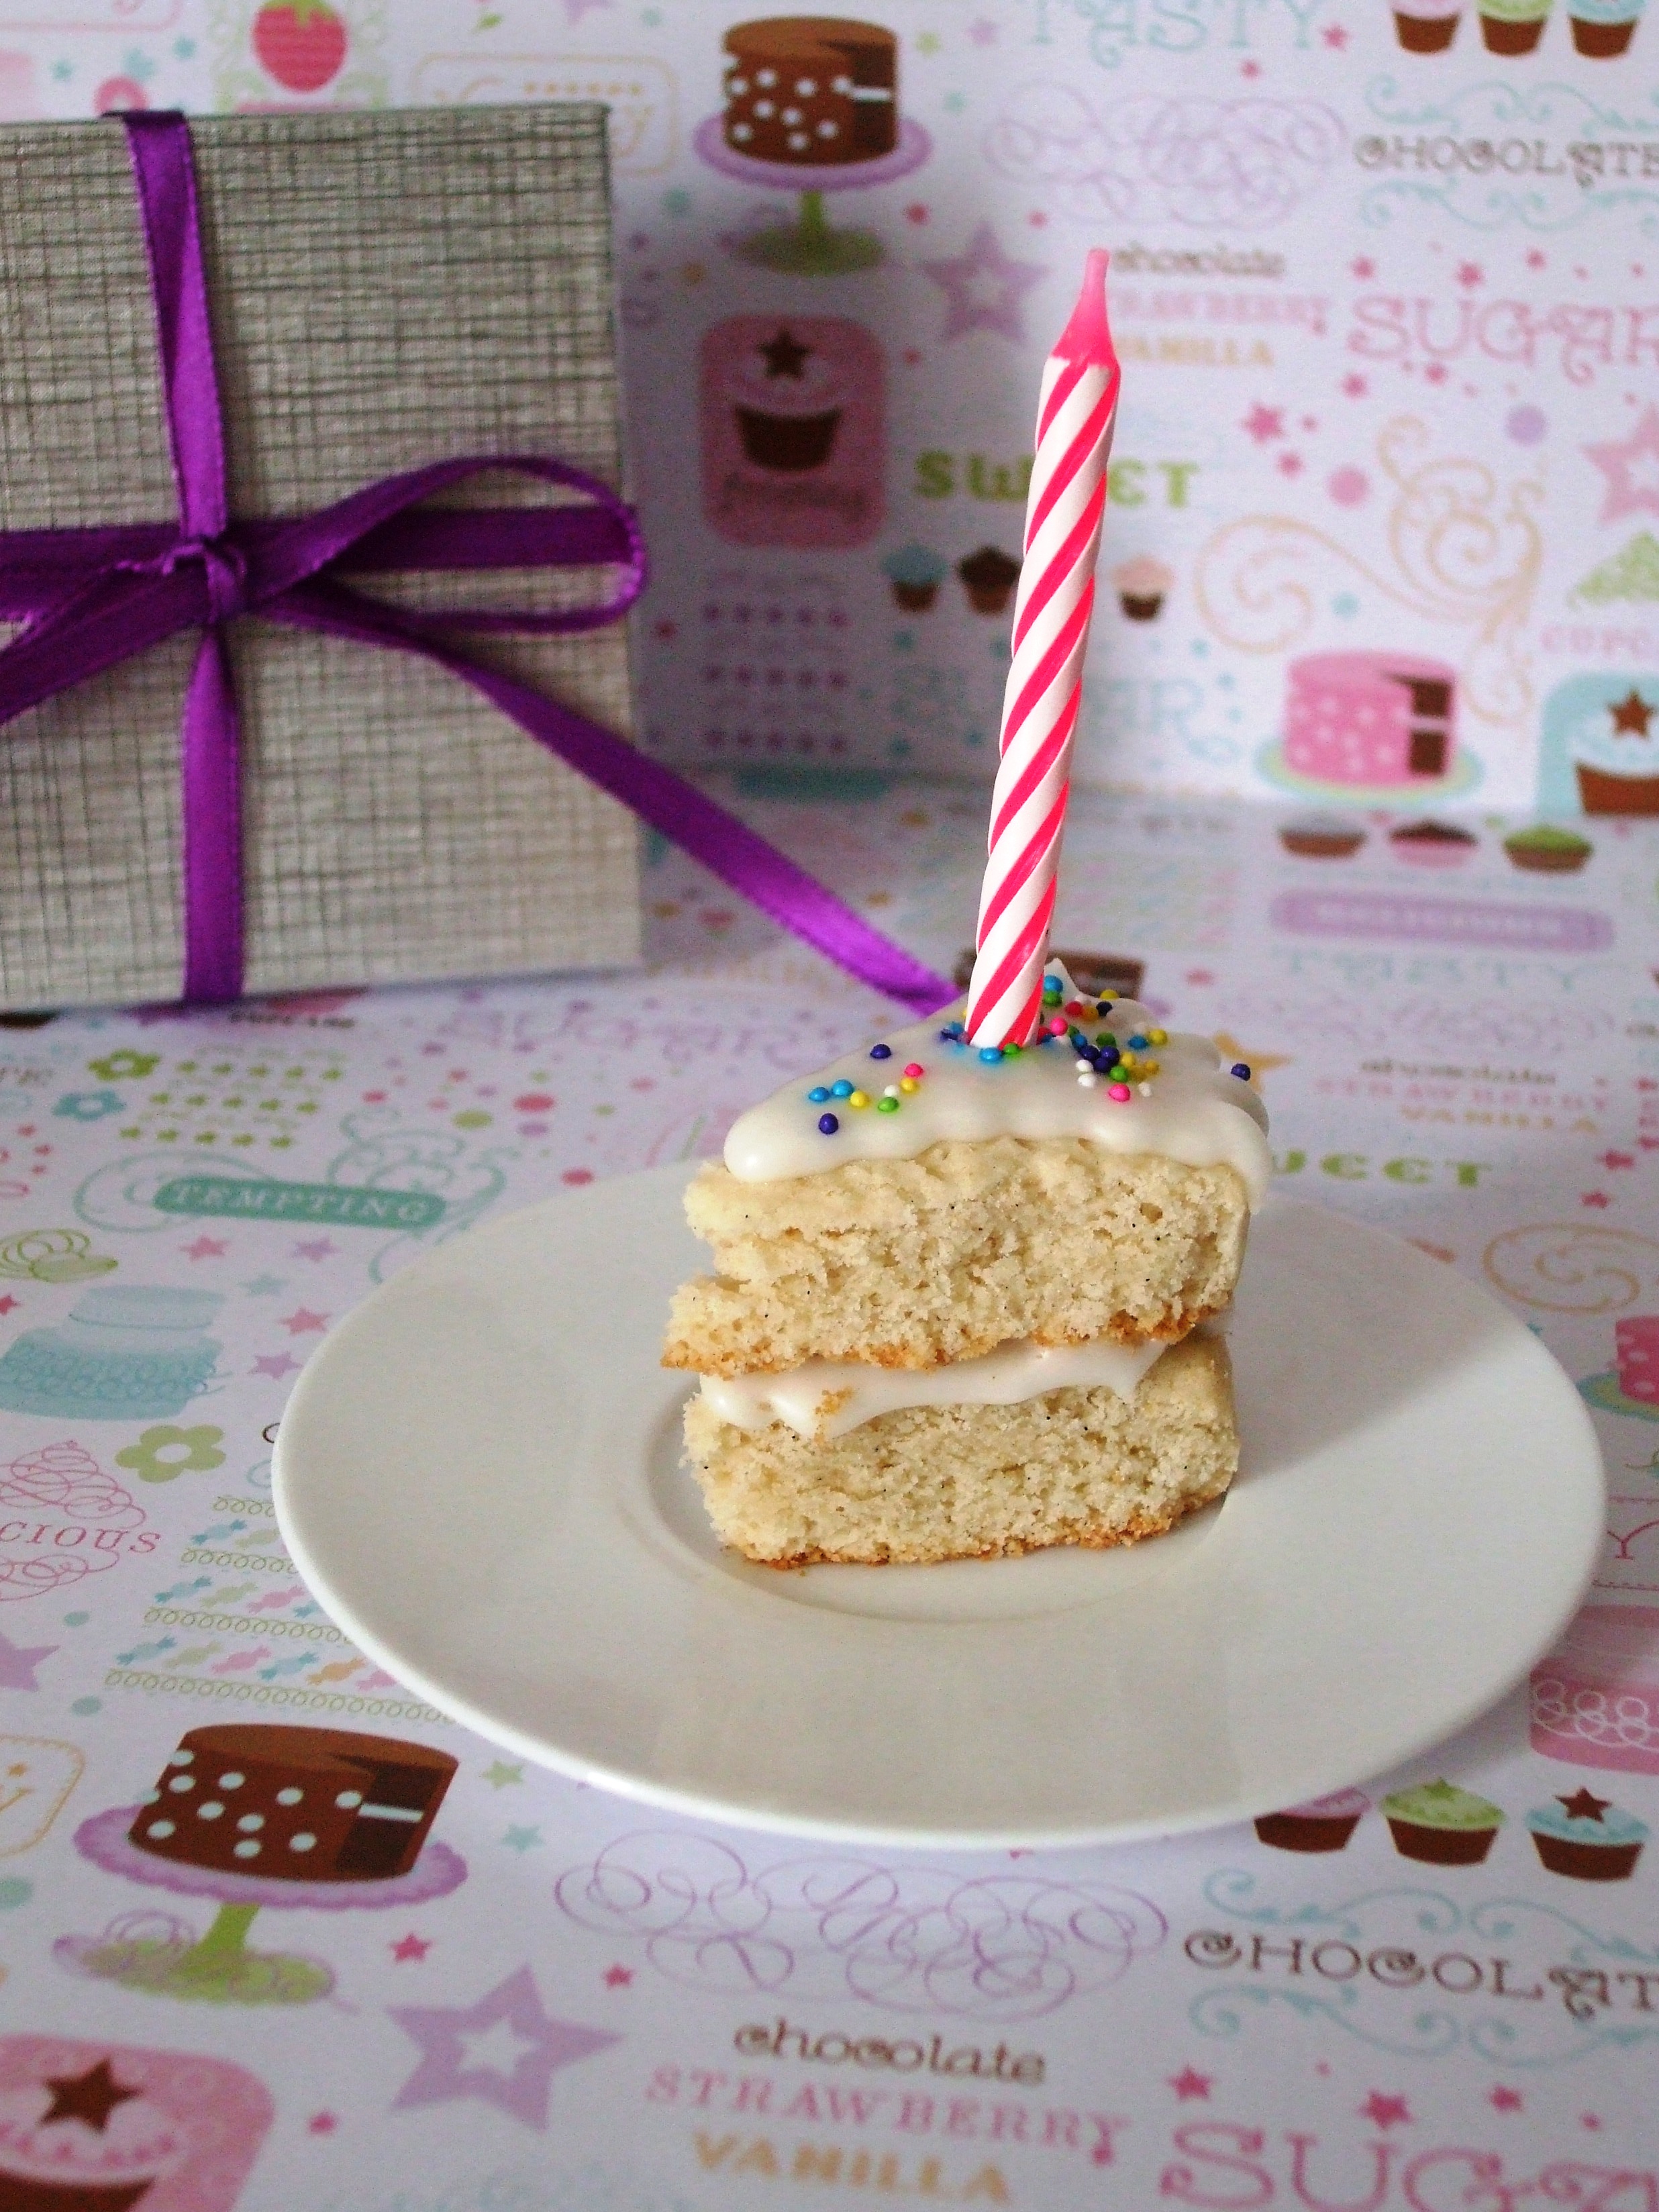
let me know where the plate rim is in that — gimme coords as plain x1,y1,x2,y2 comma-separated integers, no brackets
273,1172,1607,1850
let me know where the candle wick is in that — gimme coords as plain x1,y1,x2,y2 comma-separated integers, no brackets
1052,246,1113,363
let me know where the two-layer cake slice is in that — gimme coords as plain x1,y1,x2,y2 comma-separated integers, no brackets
665,966,1271,1566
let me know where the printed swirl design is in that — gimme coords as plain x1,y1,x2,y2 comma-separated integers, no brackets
0,1442,145,1602
1530,1669,1659,1758
1195,415,1542,727
554,1833,1165,2021
0,1229,117,1283
1483,1225,1659,1315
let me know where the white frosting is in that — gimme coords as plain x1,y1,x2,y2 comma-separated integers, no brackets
701,1334,1169,1441
722,968,1272,1201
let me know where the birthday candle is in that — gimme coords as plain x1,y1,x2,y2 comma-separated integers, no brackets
964,250,1120,1048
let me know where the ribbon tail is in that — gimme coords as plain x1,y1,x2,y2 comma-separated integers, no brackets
179,629,244,1003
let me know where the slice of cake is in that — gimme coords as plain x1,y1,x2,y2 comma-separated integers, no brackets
668,966,1271,1567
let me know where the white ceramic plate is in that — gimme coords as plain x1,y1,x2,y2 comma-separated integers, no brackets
273,1170,1605,1849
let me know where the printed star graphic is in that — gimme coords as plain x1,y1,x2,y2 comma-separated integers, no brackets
1580,1191,1611,1209
1360,2092,1413,2129
1211,1034,1291,1082
0,1626,57,1689
308,2112,339,2135
1242,403,1285,444
1489,2086,1523,2112
183,1236,228,1261
0,1295,16,1315
1584,407,1659,523
501,1824,544,1852
758,328,810,379
1558,1789,1612,1821
279,1308,328,1336
483,1761,524,1789
603,1964,634,1988
921,223,1046,344
1321,20,1350,42
252,1352,300,1379
1609,689,1655,736
391,1965,621,2128
1600,1151,1636,1169
392,1932,434,1962
42,2059,139,2132
240,1274,285,1295
293,1237,339,1263
1168,2068,1213,2100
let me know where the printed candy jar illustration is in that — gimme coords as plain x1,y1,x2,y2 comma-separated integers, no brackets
0,1289,223,1421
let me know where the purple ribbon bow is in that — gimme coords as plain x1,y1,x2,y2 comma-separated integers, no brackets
0,111,950,1017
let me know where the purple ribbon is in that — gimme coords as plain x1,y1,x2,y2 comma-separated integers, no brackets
0,111,952,1017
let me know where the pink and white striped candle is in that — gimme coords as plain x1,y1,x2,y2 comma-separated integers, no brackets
964,250,1120,1048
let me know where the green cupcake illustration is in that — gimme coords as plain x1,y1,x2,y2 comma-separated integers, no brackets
1380,1778,1505,1864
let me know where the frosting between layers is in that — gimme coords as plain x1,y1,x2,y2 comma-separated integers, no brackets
699,1334,1169,1441
722,969,1272,1198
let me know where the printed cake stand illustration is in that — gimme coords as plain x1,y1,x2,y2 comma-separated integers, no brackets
58,1725,465,2005
693,114,931,274
60,1805,466,2004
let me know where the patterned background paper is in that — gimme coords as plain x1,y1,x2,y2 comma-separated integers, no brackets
4,0,1658,810
0,790,1652,2204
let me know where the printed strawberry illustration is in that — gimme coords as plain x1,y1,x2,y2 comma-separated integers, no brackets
251,0,348,93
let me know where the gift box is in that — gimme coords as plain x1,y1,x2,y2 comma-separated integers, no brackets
0,104,644,1010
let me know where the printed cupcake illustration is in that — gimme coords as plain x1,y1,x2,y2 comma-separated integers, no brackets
1254,1787,1369,1852
1503,824,1591,874
0,2032,270,2212
1113,555,1172,621
1568,0,1642,48
1393,0,1463,44
1279,813,1366,858
1527,1789,1648,1880
730,324,846,471
1388,819,1477,867
1480,0,1552,44
700,315,885,550
1381,1778,1504,1863
958,545,1021,615
1572,687,1659,815
1538,672,1659,818
882,544,946,612
721,17,899,165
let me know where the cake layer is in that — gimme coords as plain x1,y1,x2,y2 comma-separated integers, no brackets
702,1331,1168,1440
664,1138,1250,1375
685,1331,1237,1566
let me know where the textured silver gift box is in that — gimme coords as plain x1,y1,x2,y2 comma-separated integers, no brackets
0,105,640,1009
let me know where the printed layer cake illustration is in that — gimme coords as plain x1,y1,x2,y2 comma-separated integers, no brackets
1284,652,1458,787
128,1724,457,1881
1531,1605,1659,1773
666,964,1270,1566
721,17,898,164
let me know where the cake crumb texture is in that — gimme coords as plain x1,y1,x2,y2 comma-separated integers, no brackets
664,1138,1250,1375
683,1331,1238,1566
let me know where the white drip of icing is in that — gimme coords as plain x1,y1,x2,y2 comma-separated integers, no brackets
699,1334,1168,1442
721,969,1272,1200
